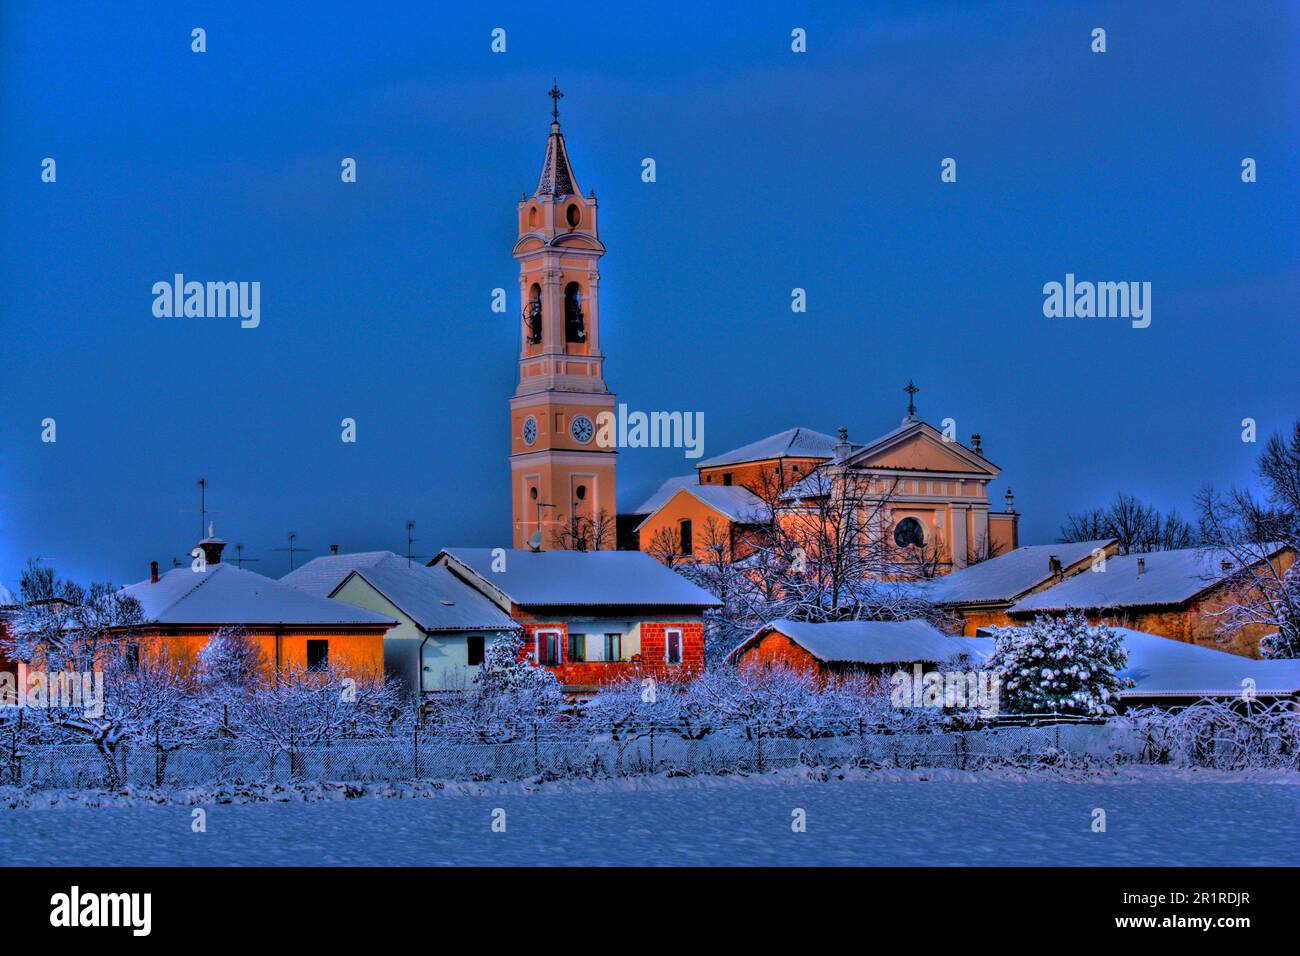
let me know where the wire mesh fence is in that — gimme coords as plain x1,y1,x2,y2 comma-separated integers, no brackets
3,704,1295,792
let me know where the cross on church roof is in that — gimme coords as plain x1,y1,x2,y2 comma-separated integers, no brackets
904,379,920,419
548,82,563,122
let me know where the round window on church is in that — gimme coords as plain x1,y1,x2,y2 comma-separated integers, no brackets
529,487,538,501
893,516,926,549
575,485,587,500
566,204,581,228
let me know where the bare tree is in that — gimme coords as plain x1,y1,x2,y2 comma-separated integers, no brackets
550,507,616,551
1197,422,1300,657
644,525,683,568
1060,492,1197,554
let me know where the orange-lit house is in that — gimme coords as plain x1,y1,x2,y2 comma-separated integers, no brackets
632,412,1020,573
117,537,395,676
433,547,719,695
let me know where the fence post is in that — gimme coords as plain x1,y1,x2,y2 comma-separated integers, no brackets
755,722,764,773
649,724,655,772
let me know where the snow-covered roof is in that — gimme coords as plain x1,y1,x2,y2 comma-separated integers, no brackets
630,474,696,515
920,540,1117,606
341,562,516,633
435,548,722,609
1008,547,1281,614
985,625,1300,698
120,564,396,628
729,618,991,666
696,427,837,470
633,484,767,532
278,550,400,597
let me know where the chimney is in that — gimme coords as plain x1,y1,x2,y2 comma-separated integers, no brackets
330,544,340,555
833,426,853,463
1137,558,1146,576
1048,555,1063,576
150,560,159,584
197,521,226,566
971,433,983,455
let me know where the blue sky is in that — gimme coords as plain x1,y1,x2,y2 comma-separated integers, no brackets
1,0,1297,586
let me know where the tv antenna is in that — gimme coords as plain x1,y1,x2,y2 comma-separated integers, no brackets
273,531,311,571
232,544,260,569
404,520,430,567
180,478,218,540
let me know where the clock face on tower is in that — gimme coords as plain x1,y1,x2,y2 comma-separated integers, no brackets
522,416,537,446
570,415,595,444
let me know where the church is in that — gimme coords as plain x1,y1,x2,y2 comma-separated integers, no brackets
506,91,1019,574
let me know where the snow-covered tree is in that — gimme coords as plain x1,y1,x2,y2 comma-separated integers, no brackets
197,625,267,693
474,630,561,697
988,613,1131,716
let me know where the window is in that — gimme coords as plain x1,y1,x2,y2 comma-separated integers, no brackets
306,640,329,672
565,203,581,228
525,284,542,344
893,516,926,549
567,632,586,663
467,635,485,667
722,473,733,486
665,629,683,665
535,629,561,666
679,519,693,555
124,641,140,674
604,633,622,662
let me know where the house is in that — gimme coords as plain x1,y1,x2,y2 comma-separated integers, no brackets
1007,546,1295,658
432,547,720,694
280,550,516,693
727,618,989,679
632,414,1019,571
917,539,1118,634
118,538,395,676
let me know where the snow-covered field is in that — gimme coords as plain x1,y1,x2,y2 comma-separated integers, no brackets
2,768,1296,866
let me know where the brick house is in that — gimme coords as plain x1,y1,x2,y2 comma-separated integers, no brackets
727,618,988,680
432,548,719,695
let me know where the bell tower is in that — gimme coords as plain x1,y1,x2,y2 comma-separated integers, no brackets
509,87,617,549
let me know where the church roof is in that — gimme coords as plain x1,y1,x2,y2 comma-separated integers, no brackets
536,121,581,198
696,427,838,470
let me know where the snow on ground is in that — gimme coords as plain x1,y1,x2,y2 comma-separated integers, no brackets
1,767,1296,866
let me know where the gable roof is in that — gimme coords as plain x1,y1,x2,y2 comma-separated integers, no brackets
696,427,837,470
920,540,1117,606
842,419,999,476
1008,547,1285,615
340,562,516,633
120,564,396,628
630,474,696,515
434,548,722,609
279,550,402,597
633,484,767,532
728,618,991,666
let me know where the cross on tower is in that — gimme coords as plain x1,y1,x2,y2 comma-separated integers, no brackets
903,379,920,419
548,81,563,121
